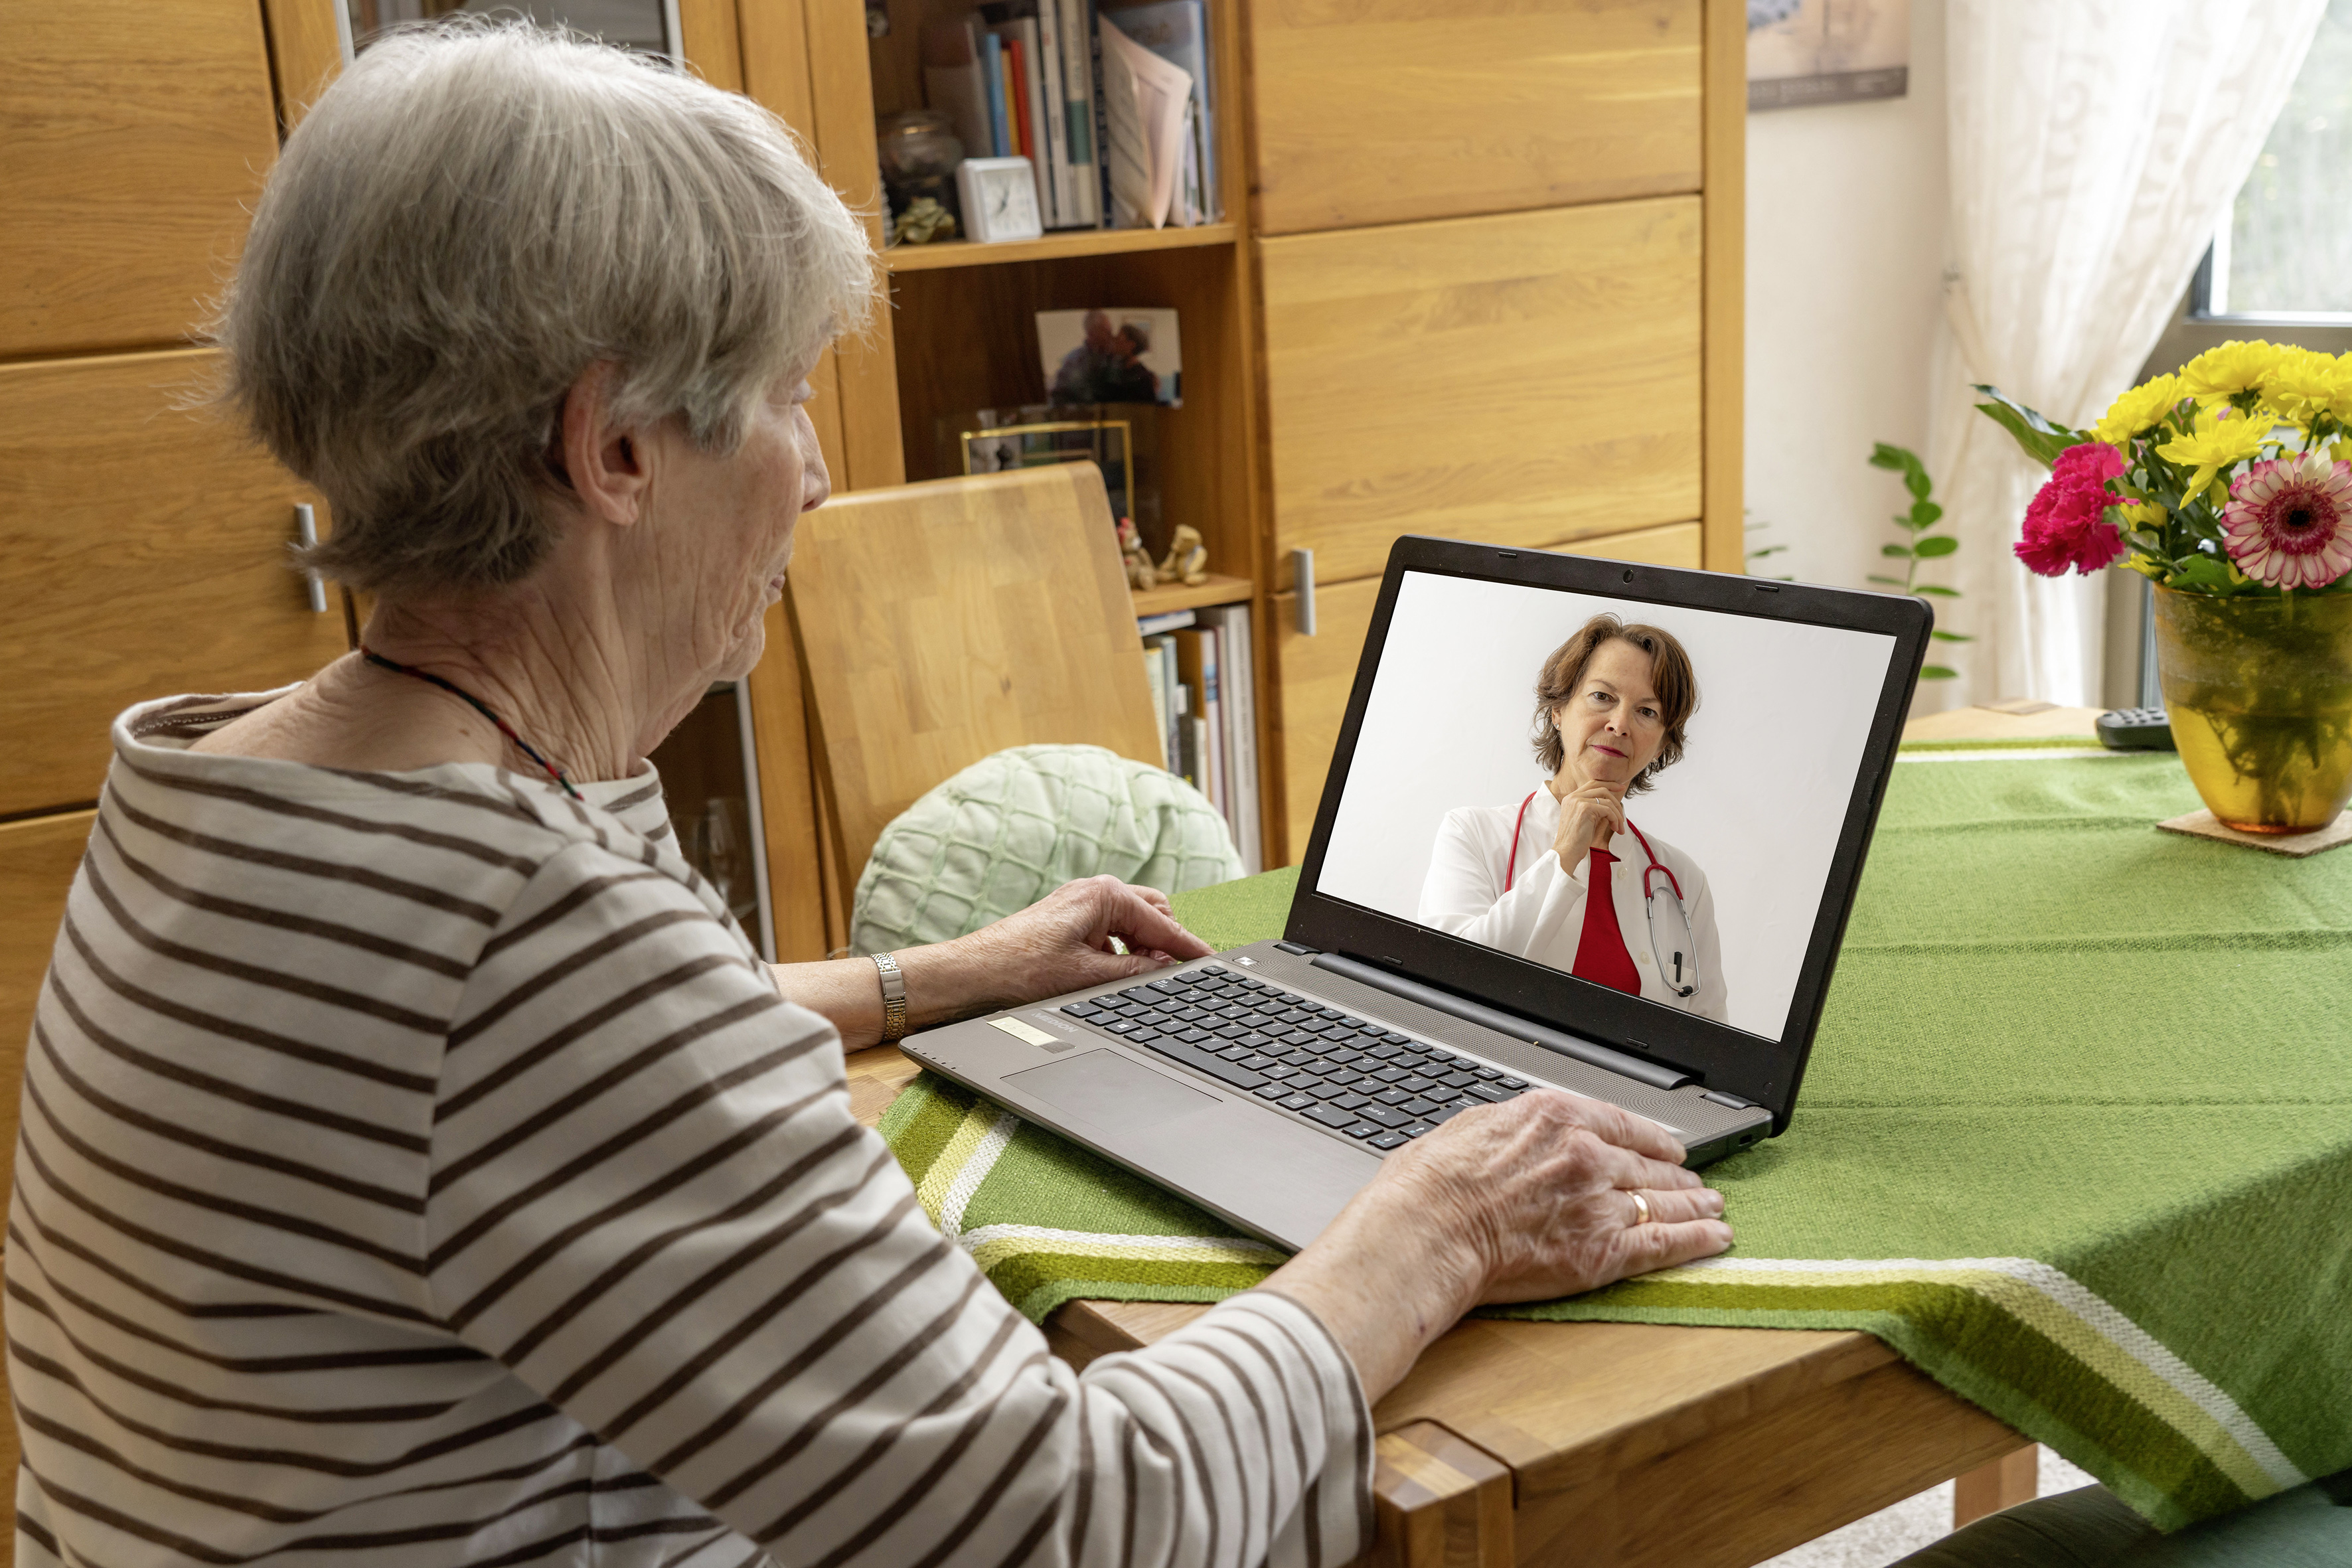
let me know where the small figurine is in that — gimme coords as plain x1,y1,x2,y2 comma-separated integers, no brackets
895,195,957,246
1117,516,1158,591
1158,524,1208,587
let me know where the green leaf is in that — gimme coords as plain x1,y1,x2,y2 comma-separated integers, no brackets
1930,630,1974,642
2166,555,2244,595
1913,535,1959,559
1882,542,1915,558
1921,666,1961,680
1909,501,1944,528
1867,574,1907,587
1913,584,1962,597
1972,384,2087,469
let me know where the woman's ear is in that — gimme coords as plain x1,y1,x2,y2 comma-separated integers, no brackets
558,360,652,528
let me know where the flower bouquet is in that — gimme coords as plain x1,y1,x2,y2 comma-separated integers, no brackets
1978,340,2352,832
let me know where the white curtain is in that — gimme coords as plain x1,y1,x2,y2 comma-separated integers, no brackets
1926,0,2326,708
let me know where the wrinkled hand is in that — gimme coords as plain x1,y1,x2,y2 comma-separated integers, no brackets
1378,1089,1731,1304
955,875,1214,1010
1549,777,1627,864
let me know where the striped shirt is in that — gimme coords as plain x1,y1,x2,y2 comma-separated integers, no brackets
7,692,1373,1568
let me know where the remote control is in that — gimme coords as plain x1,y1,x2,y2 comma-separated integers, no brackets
2096,706,2177,751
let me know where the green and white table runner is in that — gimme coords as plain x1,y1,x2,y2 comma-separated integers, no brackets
880,745,2352,1529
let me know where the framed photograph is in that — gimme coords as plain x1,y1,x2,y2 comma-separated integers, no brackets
1747,0,1909,112
1036,307,1183,407
958,417,1137,521
955,155,1045,243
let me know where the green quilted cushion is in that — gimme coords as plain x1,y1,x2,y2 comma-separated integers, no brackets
850,744,1243,955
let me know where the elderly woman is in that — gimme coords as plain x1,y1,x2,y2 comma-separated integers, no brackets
1418,615,1727,1020
6,26,1731,1568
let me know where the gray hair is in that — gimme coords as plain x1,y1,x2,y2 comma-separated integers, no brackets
213,21,876,593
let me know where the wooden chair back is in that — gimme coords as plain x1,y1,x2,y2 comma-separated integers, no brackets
786,464,1163,924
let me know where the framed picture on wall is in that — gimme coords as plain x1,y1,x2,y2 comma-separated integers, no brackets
1747,0,1909,112
957,417,1137,522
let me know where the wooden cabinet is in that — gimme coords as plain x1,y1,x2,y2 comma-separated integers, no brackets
0,351,349,818
1271,521,1700,853
1247,0,1702,234
1,0,279,358
1258,198,1704,589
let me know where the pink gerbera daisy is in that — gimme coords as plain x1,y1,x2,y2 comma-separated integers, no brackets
2222,453,2352,589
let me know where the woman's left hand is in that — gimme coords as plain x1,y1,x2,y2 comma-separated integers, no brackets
950,875,1214,1010
771,876,1214,1047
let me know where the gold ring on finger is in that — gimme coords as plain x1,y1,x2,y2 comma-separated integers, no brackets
1629,1190,1652,1227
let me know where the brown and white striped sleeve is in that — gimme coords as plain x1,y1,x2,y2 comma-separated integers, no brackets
428,838,1375,1568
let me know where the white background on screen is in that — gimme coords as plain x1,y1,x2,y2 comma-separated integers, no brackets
1316,573,1897,1040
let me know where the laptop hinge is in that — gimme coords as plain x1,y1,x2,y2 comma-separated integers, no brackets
1309,952,1695,1091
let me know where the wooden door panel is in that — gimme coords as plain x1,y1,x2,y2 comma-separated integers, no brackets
0,351,349,818
1269,521,1699,861
2,0,280,357
1260,198,1703,590
1249,0,1699,236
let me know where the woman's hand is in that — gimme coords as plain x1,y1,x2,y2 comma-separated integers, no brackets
945,875,1214,1012
1549,776,1627,864
1257,1091,1731,1402
770,876,1213,1048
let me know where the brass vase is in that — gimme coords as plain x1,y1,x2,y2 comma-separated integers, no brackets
2154,586,2352,833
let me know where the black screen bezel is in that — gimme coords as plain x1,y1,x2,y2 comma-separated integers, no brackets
1283,536,1930,1130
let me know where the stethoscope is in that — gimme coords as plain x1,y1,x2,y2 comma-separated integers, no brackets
1504,789,1701,999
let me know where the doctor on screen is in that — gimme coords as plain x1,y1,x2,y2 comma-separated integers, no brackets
1416,614,1728,1020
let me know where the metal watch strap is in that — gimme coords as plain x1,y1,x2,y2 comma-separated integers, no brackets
872,951,908,1042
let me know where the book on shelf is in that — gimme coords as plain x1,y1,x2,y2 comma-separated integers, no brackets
979,30,1009,157
1142,633,1171,769
920,18,992,164
1172,629,1222,815
1193,603,1259,871
1105,0,1221,223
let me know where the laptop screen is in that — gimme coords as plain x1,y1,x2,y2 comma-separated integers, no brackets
1312,567,1903,1050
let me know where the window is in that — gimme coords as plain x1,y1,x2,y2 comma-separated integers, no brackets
2202,0,2352,319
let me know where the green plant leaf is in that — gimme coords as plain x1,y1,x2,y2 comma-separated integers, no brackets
1883,542,1915,558
1913,584,1961,597
1910,501,1944,528
1930,630,1974,642
2167,555,2245,595
1913,535,1960,559
1972,384,2086,469
1921,666,1960,680
1867,574,1906,587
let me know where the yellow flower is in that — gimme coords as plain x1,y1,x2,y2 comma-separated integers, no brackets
2259,347,2350,424
2181,339,2288,400
2156,404,2280,495
2093,374,2187,445
2118,501,2167,527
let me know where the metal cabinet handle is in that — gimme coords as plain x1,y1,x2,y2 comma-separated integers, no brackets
1292,547,1316,637
293,503,327,613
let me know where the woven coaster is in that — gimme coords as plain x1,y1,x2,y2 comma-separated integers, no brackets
2157,809,2352,857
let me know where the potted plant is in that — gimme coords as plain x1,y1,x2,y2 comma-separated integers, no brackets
1980,341,2352,833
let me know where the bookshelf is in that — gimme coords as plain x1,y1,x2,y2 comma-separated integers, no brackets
1133,572,1252,617
883,222,1239,272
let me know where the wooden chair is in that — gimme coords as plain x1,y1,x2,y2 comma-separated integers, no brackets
785,464,1166,934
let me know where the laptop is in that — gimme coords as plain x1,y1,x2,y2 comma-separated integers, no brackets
900,537,1931,1250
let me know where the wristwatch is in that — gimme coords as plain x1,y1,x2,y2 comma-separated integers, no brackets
872,951,908,1042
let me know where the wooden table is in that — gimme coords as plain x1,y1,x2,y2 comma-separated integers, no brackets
849,704,2105,1567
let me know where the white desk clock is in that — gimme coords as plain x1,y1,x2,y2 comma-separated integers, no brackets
955,156,1045,244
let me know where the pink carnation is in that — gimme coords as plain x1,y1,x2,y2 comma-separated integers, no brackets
2015,442,2128,576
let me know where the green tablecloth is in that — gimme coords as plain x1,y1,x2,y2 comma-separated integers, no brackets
881,747,2352,1529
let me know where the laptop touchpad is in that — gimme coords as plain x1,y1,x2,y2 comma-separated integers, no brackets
1005,1050,1218,1135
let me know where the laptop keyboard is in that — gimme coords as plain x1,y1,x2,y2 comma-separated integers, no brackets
1055,963,1528,1151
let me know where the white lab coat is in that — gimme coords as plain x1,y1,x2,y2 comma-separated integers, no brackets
1415,787,1729,1021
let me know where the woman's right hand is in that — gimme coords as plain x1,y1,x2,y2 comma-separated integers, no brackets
1257,1091,1731,1402
1549,777,1628,863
